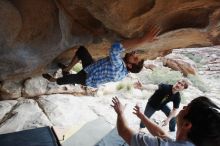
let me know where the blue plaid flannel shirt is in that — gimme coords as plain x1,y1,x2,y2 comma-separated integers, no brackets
84,42,128,88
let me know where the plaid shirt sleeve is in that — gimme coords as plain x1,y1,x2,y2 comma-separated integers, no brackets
109,42,124,66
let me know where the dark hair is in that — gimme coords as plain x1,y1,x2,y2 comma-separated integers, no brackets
127,59,144,73
184,96,220,146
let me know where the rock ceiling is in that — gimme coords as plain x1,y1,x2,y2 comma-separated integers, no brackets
0,0,220,81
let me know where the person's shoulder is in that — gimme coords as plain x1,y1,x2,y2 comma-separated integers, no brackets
112,41,122,48
159,83,170,89
110,42,124,52
176,92,180,96
158,137,195,146
173,91,181,98
131,133,158,146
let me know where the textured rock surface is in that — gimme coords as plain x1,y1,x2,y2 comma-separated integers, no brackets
0,75,92,100
0,47,219,140
23,76,48,97
0,0,220,81
0,80,22,100
162,54,197,76
0,99,52,134
172,46,220,77
37,94,98,127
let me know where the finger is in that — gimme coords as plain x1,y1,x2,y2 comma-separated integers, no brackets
161,121,166,126
162,122,167,126
135,105,140,109
114,96,119,102
149,25,161,36
148,24,155,30
133,108,136,112
155,27,161,36
133,107,138,111
151,24,160,31
110,104,115,108
137,81,142,86
154,28,161,36
112,96,118,102
112,98,116,103
112,99,117,105
151,26,161,36
133,107,138,112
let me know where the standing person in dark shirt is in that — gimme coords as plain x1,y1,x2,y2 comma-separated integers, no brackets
136,79,189,131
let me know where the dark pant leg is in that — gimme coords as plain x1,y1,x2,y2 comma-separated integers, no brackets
76,46,94,68
161,105,176,131
57,70,87,85
140,103,156,128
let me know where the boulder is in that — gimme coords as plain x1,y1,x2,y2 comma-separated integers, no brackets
162,55,197,76
0,81,22,100
37,94,98,126
0,100,17,121
0,99,52,134
23,76,48,97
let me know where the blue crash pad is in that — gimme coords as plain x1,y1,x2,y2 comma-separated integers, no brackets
0,126,60,146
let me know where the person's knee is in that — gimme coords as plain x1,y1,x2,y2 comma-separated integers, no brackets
78,46,87,51
56,79,62,85
56,78,66,85
169,119,176,131
76,46,88,58
140,123,145,128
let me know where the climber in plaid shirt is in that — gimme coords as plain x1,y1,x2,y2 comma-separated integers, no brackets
43,26,160,88
83,42,129,88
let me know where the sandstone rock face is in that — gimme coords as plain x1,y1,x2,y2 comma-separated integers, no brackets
0,99,52,134
0,100,17,121
0,0,220,81
23,76,48,97
162,54,197,76
37,94,98,127
0,80,22,100
172,46,220,77
0,75,92,100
